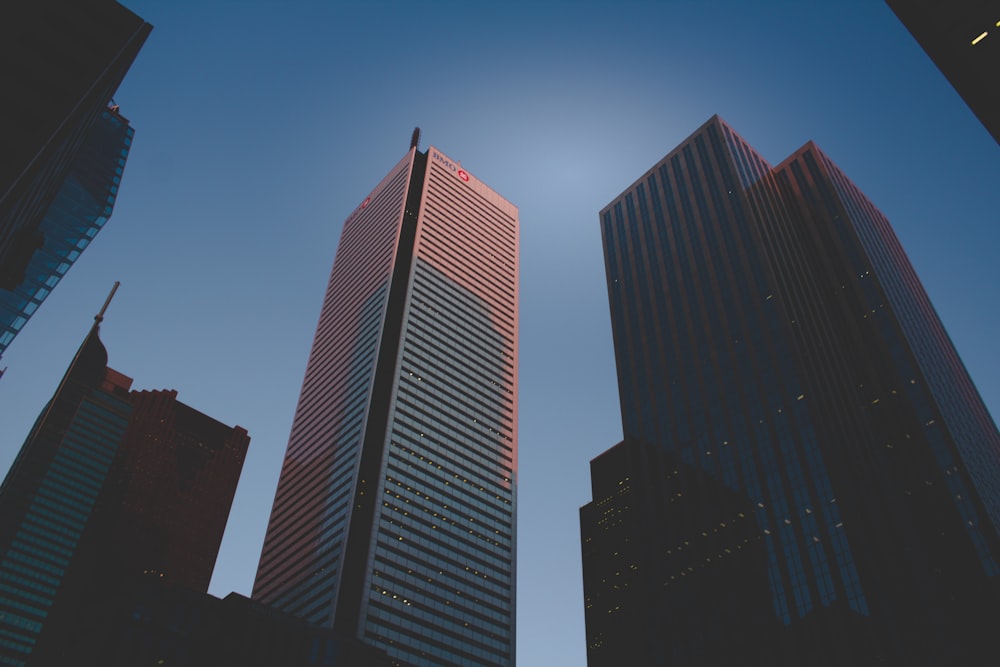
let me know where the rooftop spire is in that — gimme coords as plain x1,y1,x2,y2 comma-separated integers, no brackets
410,127,421,151
95,281,120,324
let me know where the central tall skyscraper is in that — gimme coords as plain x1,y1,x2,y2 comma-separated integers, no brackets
254,138,518,667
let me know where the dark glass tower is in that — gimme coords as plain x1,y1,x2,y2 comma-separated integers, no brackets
0,106,135,363
0,316,130,666
886,0,1000,143
0,297,250,666
0,0,149,363
253,141,518,667
581,116,1000,666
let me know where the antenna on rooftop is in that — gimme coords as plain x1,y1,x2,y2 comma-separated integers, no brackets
95,281,120,324
410,127,421,150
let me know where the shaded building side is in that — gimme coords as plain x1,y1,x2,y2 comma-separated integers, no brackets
0,0,149,289
583,115,1000,665
886,0,1000,143
0,107,134,362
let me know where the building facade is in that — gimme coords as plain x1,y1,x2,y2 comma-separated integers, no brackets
104,388,251,593
0,106,135,363
0,321,130,665
0,305,249,666
56,581,393,667
254,142,518,667
0,0,149,364
581,116,1000,665
886,0,1000,143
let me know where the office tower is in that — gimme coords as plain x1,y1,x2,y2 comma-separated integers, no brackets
254,138,518,667
108,388,250,592
581,439,776,665
0,295,249,666
886,0,999,143
0,106,135,363
581,116,1000,666
0,305,130,666
0,0,149,360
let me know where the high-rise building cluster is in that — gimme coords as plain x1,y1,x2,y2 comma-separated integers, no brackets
0,294,250,664
1,2,999,667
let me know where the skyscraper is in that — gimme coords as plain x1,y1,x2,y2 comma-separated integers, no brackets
254,138,518,667
0,0,149,363
0,105,135,363
885,0,999,143
581,116,1000,665
0,291,249,666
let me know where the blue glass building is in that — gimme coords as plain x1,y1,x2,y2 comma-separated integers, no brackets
0,0,149,314
0,320,130,665
581,116,1000,666
0,107,134,364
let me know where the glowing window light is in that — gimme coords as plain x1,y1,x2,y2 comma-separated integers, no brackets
971,31,988,45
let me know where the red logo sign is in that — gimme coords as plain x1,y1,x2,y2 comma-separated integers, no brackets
457,169,470,182
361,196,371,209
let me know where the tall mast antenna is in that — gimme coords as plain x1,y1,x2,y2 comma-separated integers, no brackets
95,281,120,324
410,127,421,150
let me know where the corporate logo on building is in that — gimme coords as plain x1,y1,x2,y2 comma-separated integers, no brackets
345,194,372,225
432,151,470,182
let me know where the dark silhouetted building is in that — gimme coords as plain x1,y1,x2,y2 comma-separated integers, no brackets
110,388,251,593
886,0,1000,143
581,116,1000,666
0,299,249,666
0,0,149,362
253,139,518,667
581,438,778,665
48,579,394,667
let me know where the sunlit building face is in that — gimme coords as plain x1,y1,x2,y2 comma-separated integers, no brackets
254,143,518,667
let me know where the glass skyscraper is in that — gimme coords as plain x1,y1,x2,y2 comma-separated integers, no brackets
254,141,518,667
0,106,135,363
0,0,149,305
581,116,1000,666
0,320,130,666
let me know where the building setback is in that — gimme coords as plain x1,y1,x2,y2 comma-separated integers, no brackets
253,137,518,667
0,299,249,666
0,0,149,364
581,116,1000,666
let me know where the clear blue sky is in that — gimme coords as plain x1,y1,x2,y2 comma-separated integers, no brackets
1,2,998,665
